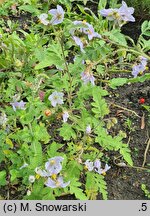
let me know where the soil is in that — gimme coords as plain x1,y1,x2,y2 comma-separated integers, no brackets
105,80,150,199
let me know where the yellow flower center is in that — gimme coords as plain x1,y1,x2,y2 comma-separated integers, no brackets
36,174,40,179
56,13,62,20
51,174,57,180
50,160,56,165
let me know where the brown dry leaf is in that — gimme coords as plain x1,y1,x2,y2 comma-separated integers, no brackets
141,113,145,129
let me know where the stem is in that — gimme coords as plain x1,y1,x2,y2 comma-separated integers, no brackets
112,103,141,118
59,36,73,108
142,136,150,168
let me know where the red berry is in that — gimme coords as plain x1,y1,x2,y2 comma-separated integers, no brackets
139,98,145,104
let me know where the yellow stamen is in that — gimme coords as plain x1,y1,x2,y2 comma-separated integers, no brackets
36,174,40,179
51,174,57,180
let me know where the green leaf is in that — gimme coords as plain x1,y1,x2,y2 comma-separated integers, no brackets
120,147,133,166
104,29,127,46
85,172,108,200
85,172,98,200
59,123,76,141
109,78,127,89
66,160,83,179
91,87,109,118
35,53,64,70
30,140,43,168
47,142,64,157
10,169,19,182
70,179,87,200
94,173,108,200
33,122,50,144
0,170,7,186
19,5,39,15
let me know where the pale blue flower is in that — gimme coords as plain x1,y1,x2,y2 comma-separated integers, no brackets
81,71,95,85
45,176,70,188
72,36,85,53
84,24,101,40
48,91,64,107
118,1,135,22
99,8,120,21
99,1,135,23
39,13,50,25
94,162,111,175
140,56,147,68
86,125,92,134
10,100,26,111
132,56,148,77
62,111,69,123
94,159,101,169
132,64,142,78
84,160,94,171
48,5,64,25
84,159,111,175
45,156,64,176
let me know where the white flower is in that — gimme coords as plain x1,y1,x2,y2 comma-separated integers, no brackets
19,162,28,170
62,111,69,123
84,159,94,171
27,190,31,196
45,176,70,188
118,1,135,22
35,167,50,177
48,91,64,107
81,71,95,85
29,175,35,183
39,13,50,25
0,113,8,125
49,5,65,25
72,36,85,53
10,100,26,111
86,125,92,134
83,24,101,40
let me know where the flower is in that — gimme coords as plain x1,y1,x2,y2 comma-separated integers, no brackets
48,91,64,107
29,175,35,183
35,167,50,177
10,100,26,111
84,159,94,171
19,162,28,170
0,113,8,125
95,162,111,175
39,13,50,25
86,125,91,134
27,190,31,196
45,176,70,188
99,8,120,21
81,71,95,85
48,5,64,25
99,1,135,24
132,56,148,77
45,156,64,176
140,56,147,68
83,24,101,40
84,159,111,175
62,111,69,123
94,159,101,169
72,36,85,53
118,1,135,22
